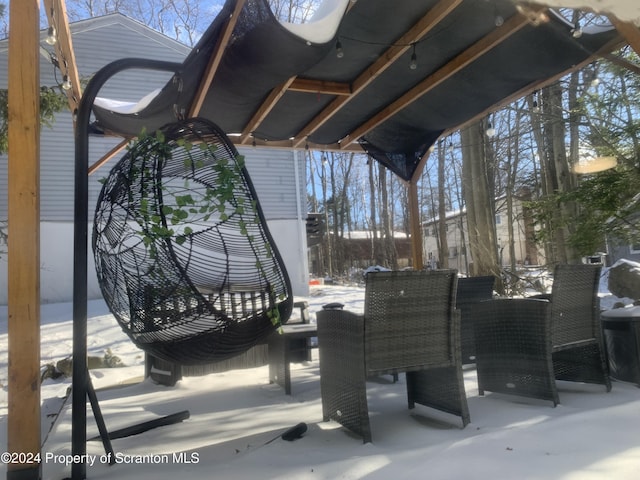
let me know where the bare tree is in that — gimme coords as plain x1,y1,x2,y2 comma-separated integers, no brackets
64,0,211,46
461,119,503,291
436,139,449,269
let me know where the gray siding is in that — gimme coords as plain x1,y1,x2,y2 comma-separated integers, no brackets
0,14,304,223
239,147,304,220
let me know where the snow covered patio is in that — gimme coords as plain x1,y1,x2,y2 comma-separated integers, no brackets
2,282,640,480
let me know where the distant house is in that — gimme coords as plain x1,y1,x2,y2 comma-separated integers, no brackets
422,194,544,274
307,230,412,278
0,14,309,304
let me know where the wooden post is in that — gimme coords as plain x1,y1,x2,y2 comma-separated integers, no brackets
408,180,423,270
7,1,42,479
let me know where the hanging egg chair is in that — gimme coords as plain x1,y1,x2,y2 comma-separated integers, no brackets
92,117,293,365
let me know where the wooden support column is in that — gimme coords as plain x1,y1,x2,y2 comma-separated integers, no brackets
7,1,42,479
408,180,423,270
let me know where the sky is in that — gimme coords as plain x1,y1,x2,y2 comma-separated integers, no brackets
1,263,640,479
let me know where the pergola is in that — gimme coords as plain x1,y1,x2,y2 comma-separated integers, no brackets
6,1,640,478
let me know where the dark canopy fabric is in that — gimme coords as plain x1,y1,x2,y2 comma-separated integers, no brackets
91,0,621,181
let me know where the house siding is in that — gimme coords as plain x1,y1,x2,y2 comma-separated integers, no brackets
0,14,309,303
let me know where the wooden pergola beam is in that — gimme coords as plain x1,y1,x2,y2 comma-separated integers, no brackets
88,138,131,175
43,0,82,119
609,16,640,57
238,77,352,145
239,76,297,144
7,1,42,479
437,35,625,140
188,0,247,117
340,7,544,148
288,78,352,96
291,0,463,149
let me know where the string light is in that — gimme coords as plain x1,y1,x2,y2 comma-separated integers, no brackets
409,43,417,70
572,21,582,38
335,40,344,59
486,123,496,138
494,4,504,27
45,26,57,45
62,75,72,91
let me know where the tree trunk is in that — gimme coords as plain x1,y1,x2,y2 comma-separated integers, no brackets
379,165,397,268
437,140,449,268
368,157,382,264
460,120,503,292
542,82,578,264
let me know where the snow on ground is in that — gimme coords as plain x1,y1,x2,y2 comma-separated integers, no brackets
1,268,639,479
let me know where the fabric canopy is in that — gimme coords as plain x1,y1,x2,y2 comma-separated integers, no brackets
91,0,622,181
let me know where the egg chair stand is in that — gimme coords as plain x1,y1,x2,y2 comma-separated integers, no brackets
72,58,293,479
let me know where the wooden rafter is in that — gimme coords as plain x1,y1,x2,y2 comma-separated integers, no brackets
233,135,364,152
291,0,464,149
609,16,640,58
602,51,640,75
43,0,81,119
88,138,131,175
238,77,353,145
288,78,351,96
339,7,545,149
437,34,625,141
188,0,247,117
239,76,297,144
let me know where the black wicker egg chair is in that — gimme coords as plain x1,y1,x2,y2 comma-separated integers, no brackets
92,117,293,365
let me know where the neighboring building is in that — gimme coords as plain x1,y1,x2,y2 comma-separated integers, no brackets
307,230,412,277
422,195,544,275
0,14,309,304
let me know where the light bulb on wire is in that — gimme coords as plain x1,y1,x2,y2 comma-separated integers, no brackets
62,75,72,91
572,22,583,38
335,40,344,59
409,43,417,70
45,26,57,45
486,123,496,138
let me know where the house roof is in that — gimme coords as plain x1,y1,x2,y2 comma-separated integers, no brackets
88,0,625,181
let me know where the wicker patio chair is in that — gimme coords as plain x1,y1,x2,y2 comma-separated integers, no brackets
317,269,470,443
457,275,495,365
546,264,611,390
474,264,610,406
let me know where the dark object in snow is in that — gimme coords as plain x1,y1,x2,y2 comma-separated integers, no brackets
281,422,307,441
88,410,191,441
322,302,344,310
608,261,640,301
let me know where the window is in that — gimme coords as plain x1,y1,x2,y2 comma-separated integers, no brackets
495,214,501,224
631,241,640,254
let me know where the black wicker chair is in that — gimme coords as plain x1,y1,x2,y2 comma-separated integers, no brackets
316,269,470,443
474,264,610,406
93,118,293,366
457,275,495,365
